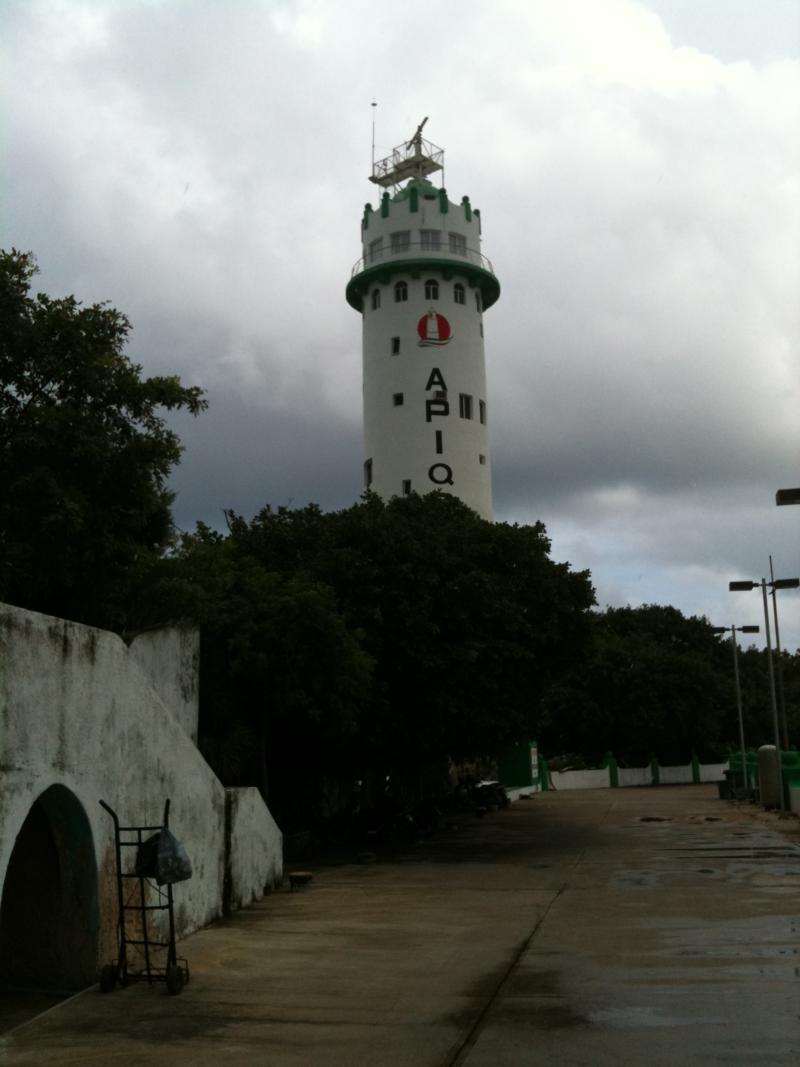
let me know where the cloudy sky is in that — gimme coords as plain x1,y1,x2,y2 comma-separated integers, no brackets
3,0,800,651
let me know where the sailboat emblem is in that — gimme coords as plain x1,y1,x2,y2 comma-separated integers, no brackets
417,309,452,347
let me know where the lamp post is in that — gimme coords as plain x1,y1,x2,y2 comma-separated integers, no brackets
769,556,792,749
729,573,799,811
712,623,759,794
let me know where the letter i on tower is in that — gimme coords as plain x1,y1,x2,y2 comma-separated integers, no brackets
345,117,500,520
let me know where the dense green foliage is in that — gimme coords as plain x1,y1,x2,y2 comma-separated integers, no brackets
539,604,800,766
150,494,596,824
0,249,205,626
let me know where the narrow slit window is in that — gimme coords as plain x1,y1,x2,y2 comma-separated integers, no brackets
479,399,486,425
364,458,373,487
425,279,439,300
393,392,404,407
479,454,486,465
459,393,473,419
475,291,482,312
371,289,381,310
394,280,408,302
391,336,400,355
454,283,465,305
402,479,412,496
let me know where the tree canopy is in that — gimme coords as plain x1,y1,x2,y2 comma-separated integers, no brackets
149,493,596,823
538,603,788,766
0,249,206,626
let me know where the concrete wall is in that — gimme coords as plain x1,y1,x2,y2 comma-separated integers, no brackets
618,766,651,787
546,761,729,791
550,768,611,790
127,624,200,742
659,763,694,785
225,787,283,913
699,761,728,784
0,603,282,981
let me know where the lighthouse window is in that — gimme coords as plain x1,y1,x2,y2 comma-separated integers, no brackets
364,458,373,488
394,281,408,302
459,393,473,419
391,337,400,354
368,237,383,263
449,232,467,256
393,392,404,407
475,291,482,312
420,229,441,252
371,289,381,310
425,279,439,300
479,399,486,425
479,454,486,465
402,479,412,496
454,283,466,305
390,230,411,254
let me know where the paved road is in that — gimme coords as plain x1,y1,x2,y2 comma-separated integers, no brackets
1,786,798,1065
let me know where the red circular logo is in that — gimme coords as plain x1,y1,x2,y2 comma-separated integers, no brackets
417,311,452,347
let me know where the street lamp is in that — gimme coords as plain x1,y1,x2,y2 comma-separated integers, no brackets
728,573,800,811
769,557,796,749
712,623,759,794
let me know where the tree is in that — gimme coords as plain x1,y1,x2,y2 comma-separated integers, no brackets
0,249,206,627
157,493,596,826
541,604,733,764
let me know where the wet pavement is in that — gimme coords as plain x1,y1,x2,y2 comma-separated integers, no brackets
1,785,798,1065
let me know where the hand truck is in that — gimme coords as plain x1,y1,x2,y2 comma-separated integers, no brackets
98,798,190,996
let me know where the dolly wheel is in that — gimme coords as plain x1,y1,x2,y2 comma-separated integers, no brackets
165,965,185,996
99,964,118,993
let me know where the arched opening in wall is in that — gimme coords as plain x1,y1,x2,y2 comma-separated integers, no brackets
0,785,98,1029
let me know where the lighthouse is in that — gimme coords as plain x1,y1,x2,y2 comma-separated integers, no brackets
345,120,500,521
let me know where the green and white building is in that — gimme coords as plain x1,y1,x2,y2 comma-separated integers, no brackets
346,125,500,520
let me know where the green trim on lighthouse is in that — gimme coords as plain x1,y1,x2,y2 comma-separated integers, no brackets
346,256,500,312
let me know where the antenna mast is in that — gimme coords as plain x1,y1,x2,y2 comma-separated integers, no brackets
371,100,377,174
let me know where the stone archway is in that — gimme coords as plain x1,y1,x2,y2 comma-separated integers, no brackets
0,784,99,994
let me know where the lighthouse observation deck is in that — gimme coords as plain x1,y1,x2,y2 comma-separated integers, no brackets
347,118,499,313
350,242,495,279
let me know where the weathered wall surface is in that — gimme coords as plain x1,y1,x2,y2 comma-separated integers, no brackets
127,624,200,742
0,603,282,977
225,787,283,913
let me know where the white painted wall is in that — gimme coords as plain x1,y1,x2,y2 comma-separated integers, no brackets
550,768,611,790
699,762,728,783
659,763,694,785
355,187,496,519
225,787,282,912
0,603,282,971
618,767,652,787
127,624,200,742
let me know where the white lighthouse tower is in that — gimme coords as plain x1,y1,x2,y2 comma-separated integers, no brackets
346,120,500,520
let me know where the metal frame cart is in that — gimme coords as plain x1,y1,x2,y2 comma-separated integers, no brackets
99,798,190,995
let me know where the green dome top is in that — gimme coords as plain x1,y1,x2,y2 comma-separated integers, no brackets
392,178,441,203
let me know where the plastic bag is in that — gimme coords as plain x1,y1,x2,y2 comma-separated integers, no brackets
135,829,193,885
